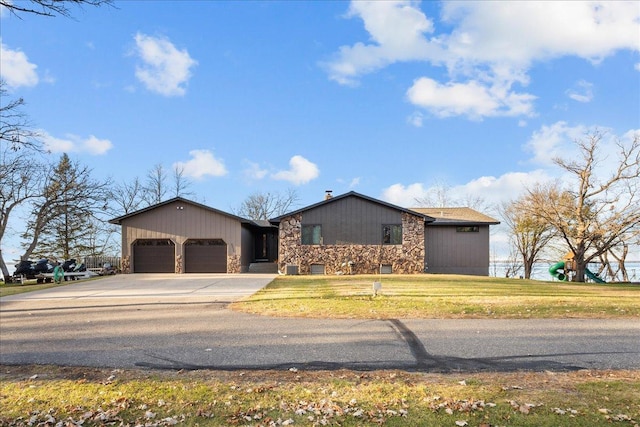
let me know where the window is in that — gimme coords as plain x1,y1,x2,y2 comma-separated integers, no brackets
456,226,479,232
302,224,322,245
382,224,402,245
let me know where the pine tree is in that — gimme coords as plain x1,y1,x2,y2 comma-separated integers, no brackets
22,154,111,262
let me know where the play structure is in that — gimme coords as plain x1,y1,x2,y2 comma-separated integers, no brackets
548,253,606,283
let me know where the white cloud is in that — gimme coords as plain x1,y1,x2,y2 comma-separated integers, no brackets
406,77,536,119
41,132,113,155
441,1,640,67
82,135,112,155
133,32,197,97
322,0,443,85
173,149,227,180
272,155,319,185
407,111,424,127
0,40,39,89
524,121,588,166
381,182,430,206
381,171,556,224
42,132,74,153
242,160,269,181
326,1,639,119
566,80,594,103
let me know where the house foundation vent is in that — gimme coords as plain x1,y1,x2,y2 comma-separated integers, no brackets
310,264,326,275
380,264,393,274
286,264,299,275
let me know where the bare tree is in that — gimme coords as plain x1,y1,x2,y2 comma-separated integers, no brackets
234,189,299,220
414,180,453,208
597,232,639,282
500,195,556,279
501,247,524,279
172,165,194,199
0,148,46,280
0,0,112,18
0,81,42,152
109,177,144,215
143,163,167,206
525,131,640,282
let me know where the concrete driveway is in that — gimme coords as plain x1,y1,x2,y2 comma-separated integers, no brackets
0,273,276,304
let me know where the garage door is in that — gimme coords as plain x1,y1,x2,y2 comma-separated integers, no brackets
133,239,175,273
184,239,227,273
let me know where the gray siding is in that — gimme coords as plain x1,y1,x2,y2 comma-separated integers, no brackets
302,197,402,245
425,225,491,276
120,200,243,261
240,226,253,272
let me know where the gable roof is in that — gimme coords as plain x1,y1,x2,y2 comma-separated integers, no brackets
108,197,252,225
270,191,436,223
410,207,500,225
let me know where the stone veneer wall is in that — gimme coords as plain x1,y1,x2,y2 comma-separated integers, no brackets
278,212,425,275
227,254,241,274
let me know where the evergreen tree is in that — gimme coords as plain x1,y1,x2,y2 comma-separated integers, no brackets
22,154,111,261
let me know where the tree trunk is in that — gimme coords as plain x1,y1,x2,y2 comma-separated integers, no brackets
523,260,533,279
0,249,11,282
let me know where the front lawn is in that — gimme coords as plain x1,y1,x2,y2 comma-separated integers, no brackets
230,274,640,319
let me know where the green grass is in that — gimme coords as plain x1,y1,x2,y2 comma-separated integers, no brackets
0,280,68,297
1,366,638,426
0,276,106,298
231,274,640,319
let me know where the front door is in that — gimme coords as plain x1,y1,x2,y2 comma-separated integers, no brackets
254,229,277,262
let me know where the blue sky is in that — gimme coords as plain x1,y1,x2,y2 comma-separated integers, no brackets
1,0,639,262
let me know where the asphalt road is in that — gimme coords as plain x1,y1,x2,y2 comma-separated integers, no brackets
1,274,638,372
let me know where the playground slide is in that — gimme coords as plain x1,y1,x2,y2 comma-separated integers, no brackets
585,268,606,283
548,261,568,281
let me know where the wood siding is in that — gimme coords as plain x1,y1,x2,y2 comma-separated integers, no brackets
119,200,244,273
302,196,402,245
425,225,491,275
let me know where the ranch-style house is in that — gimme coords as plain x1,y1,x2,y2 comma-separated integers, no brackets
109,191,499,276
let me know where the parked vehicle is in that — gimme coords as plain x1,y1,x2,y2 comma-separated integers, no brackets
34,259,54,274
13,260,36,280
13,259,54,282
99,262,116,276
61,259,77,272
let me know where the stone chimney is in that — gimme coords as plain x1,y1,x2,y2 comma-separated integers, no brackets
325,190,333,200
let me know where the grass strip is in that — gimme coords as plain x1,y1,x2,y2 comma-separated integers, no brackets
1,365,638,426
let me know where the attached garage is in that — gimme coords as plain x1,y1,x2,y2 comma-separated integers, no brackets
184,239,227,273
133,239,175,273
110,197,277,274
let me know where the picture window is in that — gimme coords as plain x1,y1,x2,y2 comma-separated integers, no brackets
302,224,322,245
382,224,402,245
